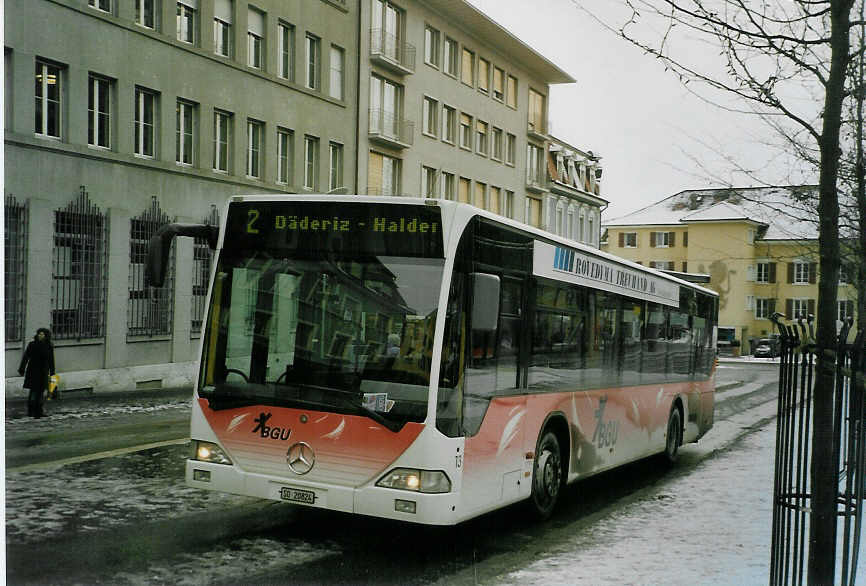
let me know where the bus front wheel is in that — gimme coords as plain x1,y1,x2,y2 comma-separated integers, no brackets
663,406,682,464
529,430,562,520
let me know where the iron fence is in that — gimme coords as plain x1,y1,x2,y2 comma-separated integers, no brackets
128,196,173,336
4,195,28,342
770,314,865,585
52,187,107,340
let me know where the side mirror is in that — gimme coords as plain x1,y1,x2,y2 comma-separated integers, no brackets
146,223,219,287
470,272,500,332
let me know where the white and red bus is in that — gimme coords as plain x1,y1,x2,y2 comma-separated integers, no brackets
148,195,717,524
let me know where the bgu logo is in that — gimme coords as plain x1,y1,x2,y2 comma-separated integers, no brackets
252,412,292,441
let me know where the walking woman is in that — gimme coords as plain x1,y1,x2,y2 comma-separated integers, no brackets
18,328,56,418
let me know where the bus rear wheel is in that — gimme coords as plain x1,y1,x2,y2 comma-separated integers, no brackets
529,430,562,520
663,406,682,464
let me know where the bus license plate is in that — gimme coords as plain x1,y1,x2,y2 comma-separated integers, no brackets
280,487,316,505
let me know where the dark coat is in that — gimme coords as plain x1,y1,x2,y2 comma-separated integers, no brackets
18,340,55,391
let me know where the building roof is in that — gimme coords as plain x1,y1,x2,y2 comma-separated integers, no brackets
603,186,819,241
425,0,576,84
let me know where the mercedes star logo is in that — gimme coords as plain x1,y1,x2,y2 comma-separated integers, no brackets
286,442,315,475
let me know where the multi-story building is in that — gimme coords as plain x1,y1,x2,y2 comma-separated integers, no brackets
4,0,358,392
358,0,598,238
601,186,857,354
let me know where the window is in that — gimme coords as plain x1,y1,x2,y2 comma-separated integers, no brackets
424,25,439,67
506,75,517,108
367,151,400,196
756,261,776,283
506,133,516,165
246,119,263,178
329,45,344,100
442,172,455,200
650,231,675,247
247,8,264,69
459,113,472,149
192,207,218,334
526,197,542,227
329,142,344,191
422,165,437,197
304,135,319,189
442,105,456,143
175,99,196,165
526,144,543,184
475,120,488,155
458,176,470,203
214,0,232,56
504,190,514,218
279,22,295,79
89,0,111,12
491,127,503,160
128,198,173,336
620,232,637,248
136,0,155,29
474,181,486,209
528,88,545,133
88,75,111,149
839,299,855,322
444,37,458,76
478,58,490,94
461,48,475,86
650,261,675,270
371,0,405,65
213,110,232,172
422,96,438,137
306,33,320,90
489,186,501,214
588,215,595,245
792,261,814,284
35,61,62,139
4,195,28,342
369,75,403,139
176,1,196,45
493,67,504,101
756,298,775,319
788,298,813,320
52,190,107,340
277,128,293,184
134,87,156,157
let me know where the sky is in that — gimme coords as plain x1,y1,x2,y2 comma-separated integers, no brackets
466,0,815,220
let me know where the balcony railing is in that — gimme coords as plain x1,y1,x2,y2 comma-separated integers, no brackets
527,120,547,140
370,28,416,74
369,108,414,148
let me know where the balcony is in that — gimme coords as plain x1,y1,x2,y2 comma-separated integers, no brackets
369,109,414,149
527,120,547,141
370,28,416,75
526,173,548,194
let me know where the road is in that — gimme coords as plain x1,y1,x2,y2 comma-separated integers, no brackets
5,360,781,585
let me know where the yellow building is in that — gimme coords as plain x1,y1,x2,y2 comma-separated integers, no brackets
601,186,857,354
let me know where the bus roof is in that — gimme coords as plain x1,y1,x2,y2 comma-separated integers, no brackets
225,194,719,299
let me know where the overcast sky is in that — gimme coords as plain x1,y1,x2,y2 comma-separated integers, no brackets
466,0,814,220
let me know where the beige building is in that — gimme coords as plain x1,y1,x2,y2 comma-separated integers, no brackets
601,186,857,354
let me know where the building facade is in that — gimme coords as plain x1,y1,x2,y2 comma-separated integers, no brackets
5,0,607,393
601,186,857,354
5,0,358,392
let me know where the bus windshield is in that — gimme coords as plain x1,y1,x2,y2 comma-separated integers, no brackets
198,201,444,431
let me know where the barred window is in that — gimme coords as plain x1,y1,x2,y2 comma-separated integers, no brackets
191,206,218,334
128,197,173,336
52,188,107,340
5,195,28,342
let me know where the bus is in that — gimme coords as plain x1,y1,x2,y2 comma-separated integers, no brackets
147,195,718,525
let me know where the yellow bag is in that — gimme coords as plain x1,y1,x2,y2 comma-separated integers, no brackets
47,374,60,400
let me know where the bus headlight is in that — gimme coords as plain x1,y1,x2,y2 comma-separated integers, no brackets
192,440,233,465
376,468,451,493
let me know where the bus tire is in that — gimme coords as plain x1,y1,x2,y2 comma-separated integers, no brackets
529,430,562,520
663,405,682,464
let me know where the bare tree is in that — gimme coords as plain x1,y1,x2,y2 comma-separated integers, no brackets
590,0,861,581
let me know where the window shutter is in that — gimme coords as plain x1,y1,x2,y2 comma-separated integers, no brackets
787,263,794,284
786,299,793,318
683,231,688,247
619,232,624,247
650,232,656,247
746,295,755,311
809,263,817,284
248,9,264,35
769,298,776,315
807,299,815,316
746,265,756,282
682,261,688,272
215,0,233,22
848,300,855,320
769,263,776,283
669,232,676,247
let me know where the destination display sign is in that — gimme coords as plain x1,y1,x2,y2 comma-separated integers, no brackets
533,241,680,307
225,201,444,258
